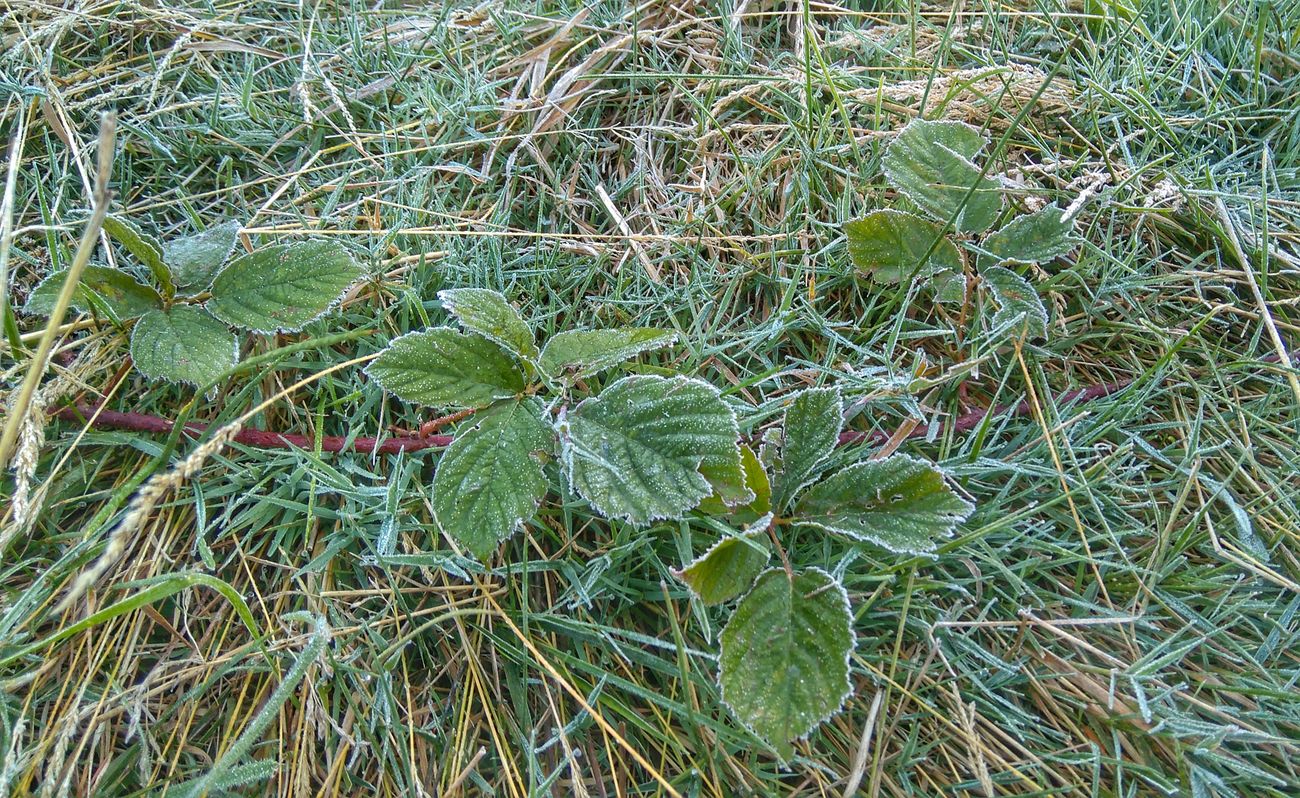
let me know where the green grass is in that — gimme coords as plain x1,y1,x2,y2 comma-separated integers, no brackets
2,0,1299,795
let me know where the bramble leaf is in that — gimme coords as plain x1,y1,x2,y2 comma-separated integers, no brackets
795,454,974,554
165,220,242,292
130,306,237,386
365,328,527,410
439,288,539,364
719,568,853,760
539,328,676,380
24,266,162,321
433,399,554,560
207,240,363,332
979,204,1079,268
883,119,1002,233
698,443,770,517
675,519,771,606
845,210,963,284
559,375,741,524
773,387,842,510
102,215,173,296
981,265,1048,338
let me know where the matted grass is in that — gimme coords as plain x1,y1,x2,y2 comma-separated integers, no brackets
2,0,1298,795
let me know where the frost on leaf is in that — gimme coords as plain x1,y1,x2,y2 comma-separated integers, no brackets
845,210,963,285
102,214,173,296
978,204,1079,268
675,518,771,606
538,328,676,381
433,399,554,560
365,327,527,410
882,119,1002,233
719,568,854,761
698,443,770,517
773,387,843,511
559,375,741,524
24,266,162,321
130,306,237,386
981,265,1048,339
795,454,974,554
165,220,242,292
439,287,539,365
206,240,363,332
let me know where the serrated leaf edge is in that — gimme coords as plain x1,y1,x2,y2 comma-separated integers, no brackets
777,386,844,509
556,374,741,524
671,513,773,603
541,329,679,381
883,120,1000,230
432,401,552,558
169,220,244,294
129,308,240,387
206,241,365,334
981,265,1048,338
362,326,526,407
717,567,855,762
436,287,539,365
795,454,975,554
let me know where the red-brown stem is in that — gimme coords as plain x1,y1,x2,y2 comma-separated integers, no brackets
52,403,452,454
50,377,1135,458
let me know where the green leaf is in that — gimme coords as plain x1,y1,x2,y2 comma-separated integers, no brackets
845,210,963,283
674,519,772,605
795,454,974,554
365,327,527,410
930,268,968,305
773,387,842,510
433,399,554,560
882,119,1002,233
24,265,162,320
130,306,238,386
559,375,741,524
698,443,770,517
539,328,677,380
979,204,1079,268
981,265,1048,338
719,568,854,760
207,240,363,332
439,288,539,365
165,220,242,292
102,215,173,296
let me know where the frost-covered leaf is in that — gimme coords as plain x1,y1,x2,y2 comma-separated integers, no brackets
883,119,1002,233
130,306,237,386
165,220,242,292
24,265,162,320
773,387,842,510
981,265,1047,338
979,204,1079,267
539,328,676,380
675,519,771,606
365,328,527,410
698,443,770,517
433,399,554,560
207,240,363,332
102,215,172,296
559,375,741,524
719,568,854,760
439,287,539,364
845,210,963,283
930,268,968,305
796,454,974,554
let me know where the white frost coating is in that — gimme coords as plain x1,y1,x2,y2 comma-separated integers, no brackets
363,326,526,409
128,307,239,387
558,374,742,525
982,265,1048,338
716,567,855,763
672,513,773,604
773,386,843,510
883,119,1002,232
796,453,975,555
437,287,540,365
539,329,678,381
206,240,365,334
